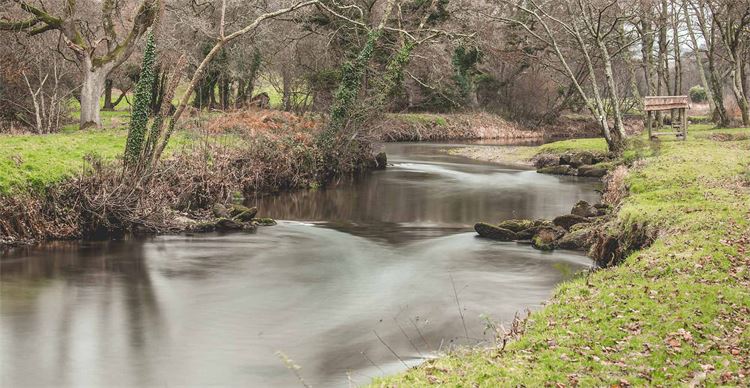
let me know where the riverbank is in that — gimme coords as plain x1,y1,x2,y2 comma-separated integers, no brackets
373,113,605,142
0,110,382,246
373,126,750,386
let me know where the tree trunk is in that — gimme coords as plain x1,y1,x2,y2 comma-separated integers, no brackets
731,59,750,126
282,68,292,112
707,49,730,127
597,39,626,151
683,0,715,113
103,79,115,111
80,57,111,128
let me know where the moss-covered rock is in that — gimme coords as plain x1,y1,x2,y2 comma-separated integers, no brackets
570,200,598,217
530,226,566,251
497,219,535,232
373,152,387,169
533,153,560,168
474,222,518,241
192,222,216,233
537,165,576,175
252,217,277,226
212,203,230,218
233,207,258,222
229,204,254,218
553,214,590,230
567,151,595,167
215,218,243,231
577,165,608,177
557,228,593,250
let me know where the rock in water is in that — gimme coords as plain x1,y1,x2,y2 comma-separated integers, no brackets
537,165,575,175
229,204,255,218
374,152,387,169
553,214,590,230
568,152,595,167
212,203,230,218
497,219,534,232
571,200,598,217
474,222,518,241
233,207,258,222
531,228,561,251
577,165,608,178
215,218,243,231
252,218,277,226
533,154,560,168
557,228,593,250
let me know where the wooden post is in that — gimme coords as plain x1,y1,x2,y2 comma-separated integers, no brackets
682,107,688,140
647,110,652,139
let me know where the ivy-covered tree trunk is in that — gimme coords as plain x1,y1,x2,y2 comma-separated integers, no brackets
325,30,382,135
124,33,157,167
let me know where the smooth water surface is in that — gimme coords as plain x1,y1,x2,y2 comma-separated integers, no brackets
1,143,600,387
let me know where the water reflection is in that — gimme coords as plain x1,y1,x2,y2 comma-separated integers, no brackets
1,143,600,387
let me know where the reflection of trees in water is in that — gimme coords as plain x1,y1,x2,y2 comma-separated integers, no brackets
1,240,162,386
250,168,598,227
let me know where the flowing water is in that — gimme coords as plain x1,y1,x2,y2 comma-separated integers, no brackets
1,142,600,387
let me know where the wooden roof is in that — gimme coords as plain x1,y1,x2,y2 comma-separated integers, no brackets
644,96,690,111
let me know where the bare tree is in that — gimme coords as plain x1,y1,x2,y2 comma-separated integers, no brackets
0,0,159,128
710,0,750,126
490,0,632,153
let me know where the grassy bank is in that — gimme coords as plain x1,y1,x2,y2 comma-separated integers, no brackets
0,109,380,245
374,127,750,386
0,128,200,193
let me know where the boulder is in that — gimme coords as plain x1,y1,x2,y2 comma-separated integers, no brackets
252,217,277,226
474,222,518,241
577,165,608,178
557,228,593,250
374,152,388,169
534,154,560,168
233,207,258,222
571,200,598,218
553,214,590,230
192,222,216,233
229,204,255,218
593,203,611,216
215,218,244,231
212,203,230,218
537,165,576,175
559,153,572,165
531,227,562,251
568,152,595,168
497,219,535,233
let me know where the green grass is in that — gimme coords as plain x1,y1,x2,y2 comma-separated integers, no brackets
0,129,128,192
0,127,199,193
536,137,608,154
374,126,750,386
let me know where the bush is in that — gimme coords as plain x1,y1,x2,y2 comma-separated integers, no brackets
689,85,707,103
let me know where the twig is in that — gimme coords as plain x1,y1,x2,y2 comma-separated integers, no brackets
373,330,408,368
450,274,470,340
409,317,430,348
394,318,423,357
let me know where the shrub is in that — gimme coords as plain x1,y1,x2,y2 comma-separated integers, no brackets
689,85,707,103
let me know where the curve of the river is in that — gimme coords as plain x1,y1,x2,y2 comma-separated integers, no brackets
1,142,600,387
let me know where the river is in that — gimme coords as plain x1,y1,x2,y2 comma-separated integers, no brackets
0,142,600,387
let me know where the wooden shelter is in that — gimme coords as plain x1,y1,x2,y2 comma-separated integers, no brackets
644,96,690,140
